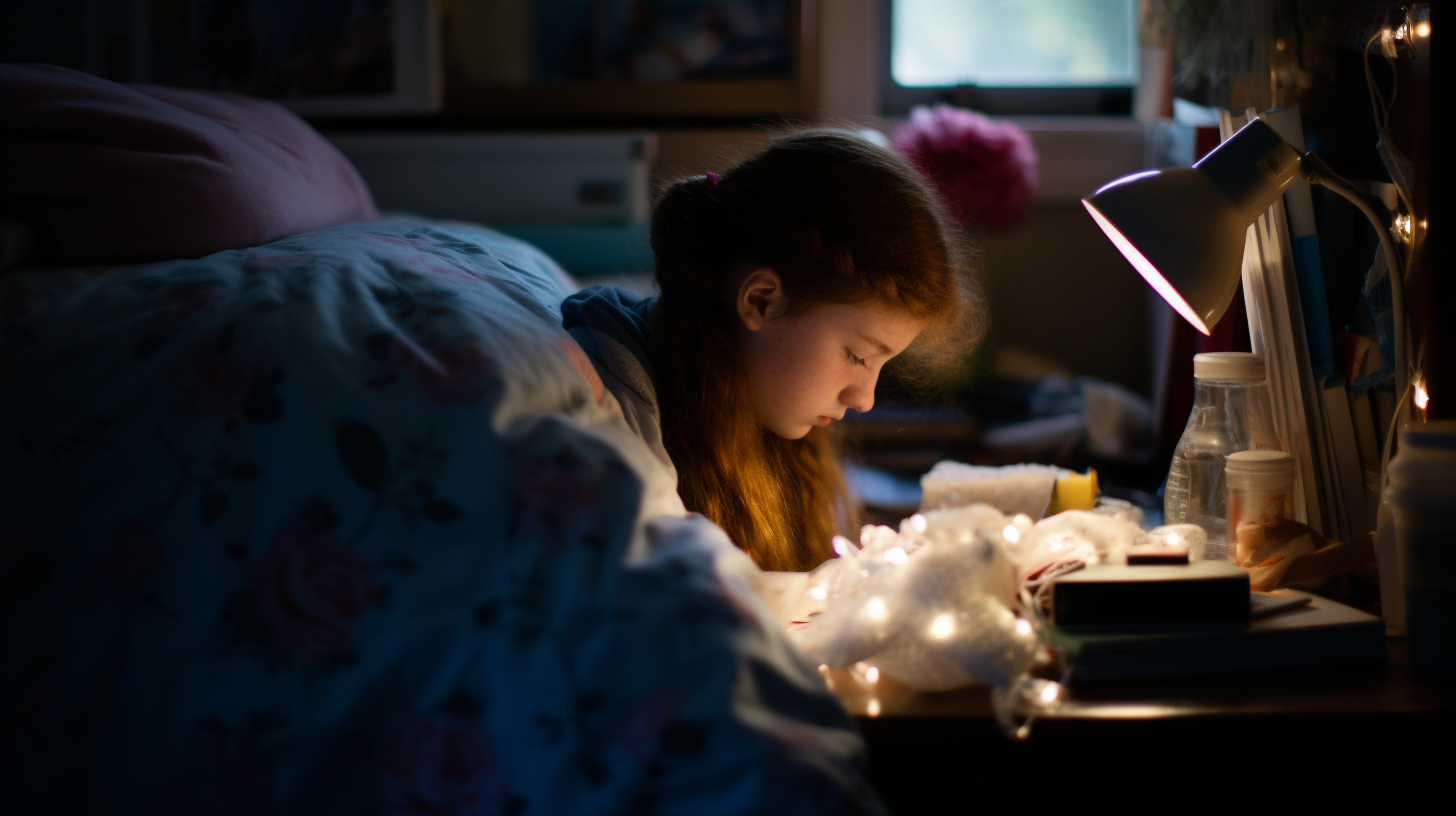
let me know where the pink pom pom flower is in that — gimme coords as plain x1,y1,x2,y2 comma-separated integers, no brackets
892,104,1039,232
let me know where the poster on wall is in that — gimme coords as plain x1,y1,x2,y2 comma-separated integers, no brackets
85,0,441,117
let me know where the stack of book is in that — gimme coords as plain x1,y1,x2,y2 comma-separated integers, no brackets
1222,107,1395,542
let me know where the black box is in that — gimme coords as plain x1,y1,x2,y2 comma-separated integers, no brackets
1051,562,1251,628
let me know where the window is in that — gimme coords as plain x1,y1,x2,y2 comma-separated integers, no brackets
880,0,1140,116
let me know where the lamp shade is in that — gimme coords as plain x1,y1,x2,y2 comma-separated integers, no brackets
1082,118,1301,335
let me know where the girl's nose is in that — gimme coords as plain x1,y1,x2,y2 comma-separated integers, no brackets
841,380,875,414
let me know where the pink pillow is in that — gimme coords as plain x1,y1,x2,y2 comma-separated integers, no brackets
0,64,379,267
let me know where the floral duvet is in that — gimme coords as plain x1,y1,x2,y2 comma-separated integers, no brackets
0,218,882,815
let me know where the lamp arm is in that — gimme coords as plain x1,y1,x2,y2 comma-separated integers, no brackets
1298,151,1407,401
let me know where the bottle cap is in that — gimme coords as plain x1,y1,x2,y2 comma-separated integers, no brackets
1194,352,1266,381
1225,449,1294,491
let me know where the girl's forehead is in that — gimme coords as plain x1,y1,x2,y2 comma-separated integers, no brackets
810,300,924,353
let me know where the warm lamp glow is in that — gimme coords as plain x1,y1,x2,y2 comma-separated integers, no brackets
1415,380,1430,410
1083,200,1212,335
1416,21,1430,37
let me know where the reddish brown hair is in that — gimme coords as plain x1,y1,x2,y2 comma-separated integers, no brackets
650,129,982,571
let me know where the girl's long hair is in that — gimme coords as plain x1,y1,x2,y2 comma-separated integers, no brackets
650,129,983,572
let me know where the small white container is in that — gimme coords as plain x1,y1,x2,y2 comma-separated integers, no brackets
1385,420,1456,677
1225,450,1295,567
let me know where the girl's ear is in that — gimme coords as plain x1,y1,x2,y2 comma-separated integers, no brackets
736,267,785,331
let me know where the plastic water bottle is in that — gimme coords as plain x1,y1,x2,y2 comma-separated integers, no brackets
1164,353,1280,560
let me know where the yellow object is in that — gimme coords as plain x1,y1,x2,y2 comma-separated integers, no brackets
1048,469,1098,515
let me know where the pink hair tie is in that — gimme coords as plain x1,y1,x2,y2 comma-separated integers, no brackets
705,172,721,187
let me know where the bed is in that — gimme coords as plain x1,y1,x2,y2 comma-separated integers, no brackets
0,65,883,815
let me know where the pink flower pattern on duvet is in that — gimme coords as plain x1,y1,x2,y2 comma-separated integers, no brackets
0,218,886,816
252,527,378,660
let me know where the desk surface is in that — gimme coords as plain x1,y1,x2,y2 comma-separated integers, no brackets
829,639,1453,811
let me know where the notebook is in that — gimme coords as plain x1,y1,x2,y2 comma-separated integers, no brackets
1048,590,1386,682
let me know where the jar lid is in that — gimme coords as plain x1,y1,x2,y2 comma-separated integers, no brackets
1400,420,1456,451
1225,450,1294,487
1388,421,1456,499
1194,352,1265,381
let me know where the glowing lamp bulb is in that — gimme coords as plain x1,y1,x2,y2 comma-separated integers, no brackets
1416,21,1430,37
867,698,881,717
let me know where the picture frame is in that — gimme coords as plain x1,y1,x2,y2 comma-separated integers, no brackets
441,0,817,122
85,0,443,118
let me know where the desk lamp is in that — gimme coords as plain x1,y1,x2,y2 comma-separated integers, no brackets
1081,117,1408,400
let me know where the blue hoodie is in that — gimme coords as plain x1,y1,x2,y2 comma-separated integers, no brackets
560,285,673,471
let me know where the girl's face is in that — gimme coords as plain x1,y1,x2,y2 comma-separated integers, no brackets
736,269,923,440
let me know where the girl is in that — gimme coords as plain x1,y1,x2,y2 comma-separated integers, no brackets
563,129,982,572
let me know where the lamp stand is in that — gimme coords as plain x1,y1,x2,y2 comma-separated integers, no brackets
1298,151,1409,406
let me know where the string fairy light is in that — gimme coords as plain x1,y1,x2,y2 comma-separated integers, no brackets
928,613,955,639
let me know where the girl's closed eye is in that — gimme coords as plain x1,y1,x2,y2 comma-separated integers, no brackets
845,348,868,367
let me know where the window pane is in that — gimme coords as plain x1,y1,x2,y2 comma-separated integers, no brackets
892,0,1138,88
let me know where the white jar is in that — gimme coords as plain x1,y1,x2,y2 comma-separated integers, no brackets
1225,450,1295,567
1385,420,1456,677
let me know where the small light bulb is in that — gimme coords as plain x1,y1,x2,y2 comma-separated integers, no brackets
809,585,827,600
867,698,882,717
884,546,907,564
1415,380,1430,409
1002,524,1021,543
1416,21,1430,37
929,613,955,639
865,666,879,683
866,597,887,621
1040,683,1060,704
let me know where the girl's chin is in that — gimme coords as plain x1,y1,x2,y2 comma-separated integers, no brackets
764,422,813,440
